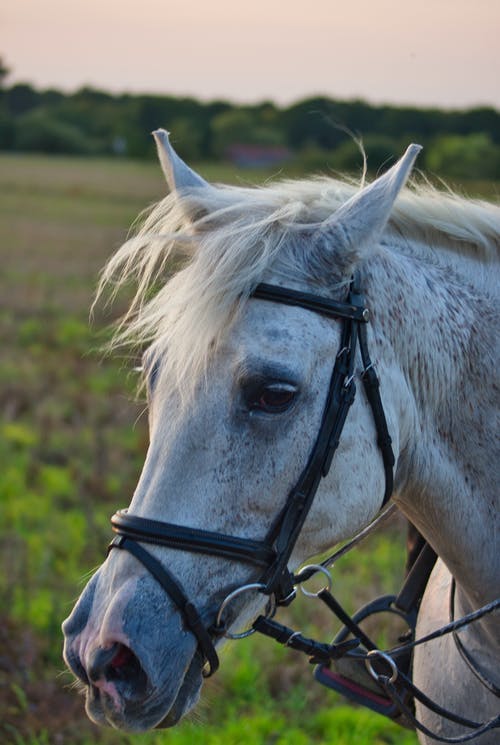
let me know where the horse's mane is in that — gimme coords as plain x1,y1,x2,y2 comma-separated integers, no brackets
97,174,499,403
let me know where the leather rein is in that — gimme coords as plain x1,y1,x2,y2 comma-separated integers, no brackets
108,275,500,742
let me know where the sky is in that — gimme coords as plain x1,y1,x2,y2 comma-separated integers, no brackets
2,0,499,109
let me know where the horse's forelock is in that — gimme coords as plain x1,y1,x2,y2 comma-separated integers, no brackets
96,172,499,407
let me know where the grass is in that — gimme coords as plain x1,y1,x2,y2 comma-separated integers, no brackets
1,152,496,745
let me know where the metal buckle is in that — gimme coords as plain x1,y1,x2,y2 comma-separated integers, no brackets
365,650,398,684
295,564,333,598
215,583,276,639
285,630,302,647
343,373,355,389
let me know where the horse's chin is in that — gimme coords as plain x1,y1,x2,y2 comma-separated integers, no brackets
84,652,203,732
155,655,204,730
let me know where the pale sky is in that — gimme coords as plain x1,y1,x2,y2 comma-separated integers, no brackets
2,0,499,109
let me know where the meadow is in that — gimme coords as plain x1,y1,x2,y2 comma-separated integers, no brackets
1,152,496,745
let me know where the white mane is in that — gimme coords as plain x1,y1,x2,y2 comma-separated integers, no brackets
97,174,499,402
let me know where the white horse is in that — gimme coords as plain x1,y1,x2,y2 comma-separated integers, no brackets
63,132,499,742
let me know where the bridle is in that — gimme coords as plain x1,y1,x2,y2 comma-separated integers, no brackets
109,272,393,672
109,273,390,638
107,275,500,742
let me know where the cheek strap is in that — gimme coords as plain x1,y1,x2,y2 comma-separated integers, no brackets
108,534,221,677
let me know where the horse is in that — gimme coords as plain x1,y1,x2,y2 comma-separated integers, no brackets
62,131,499,742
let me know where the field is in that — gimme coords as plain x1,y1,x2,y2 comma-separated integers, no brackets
1,152,496,745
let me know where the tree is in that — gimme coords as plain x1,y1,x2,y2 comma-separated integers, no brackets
5,83,40,115
15,109,96,154
211,108,285,157
0,56,10,88
426,133,500,179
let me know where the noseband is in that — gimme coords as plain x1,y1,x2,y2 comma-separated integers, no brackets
108,273,395,676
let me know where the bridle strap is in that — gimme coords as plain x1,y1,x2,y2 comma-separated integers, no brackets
111,510,276,567
379,678,500,743
357,321,395,506
259,307,359,598
108,535,220,676
252,282,370,323
254,274,394,598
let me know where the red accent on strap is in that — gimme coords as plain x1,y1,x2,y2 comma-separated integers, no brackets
320,667,393,708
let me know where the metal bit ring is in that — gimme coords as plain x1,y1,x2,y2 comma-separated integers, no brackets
215,583,276,639
296,564,333,598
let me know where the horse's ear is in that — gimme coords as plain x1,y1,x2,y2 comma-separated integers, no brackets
152,129,208,192
314,144,422,277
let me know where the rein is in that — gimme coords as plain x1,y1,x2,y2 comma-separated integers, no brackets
107,275,500,742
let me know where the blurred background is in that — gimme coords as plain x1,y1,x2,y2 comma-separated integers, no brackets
1,1,498,743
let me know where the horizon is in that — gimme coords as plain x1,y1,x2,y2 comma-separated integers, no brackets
3,0,499,110
4,76,499,114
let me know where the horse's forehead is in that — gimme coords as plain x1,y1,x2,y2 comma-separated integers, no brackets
228,300,335,358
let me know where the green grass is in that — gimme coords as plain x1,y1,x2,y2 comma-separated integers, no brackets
2,152,496,744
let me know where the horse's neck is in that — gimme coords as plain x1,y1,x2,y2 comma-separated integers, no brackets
371,241,499,612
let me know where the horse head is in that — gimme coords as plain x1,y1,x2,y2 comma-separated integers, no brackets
62,135,420,731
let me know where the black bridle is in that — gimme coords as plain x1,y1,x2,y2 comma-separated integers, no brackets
109,274,395,675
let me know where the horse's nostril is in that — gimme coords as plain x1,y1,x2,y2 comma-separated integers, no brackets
106,643,145,685
87,643,149,698
109,643,134,670
88,644,121,683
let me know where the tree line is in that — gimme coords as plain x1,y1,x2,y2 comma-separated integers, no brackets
1,76,499,178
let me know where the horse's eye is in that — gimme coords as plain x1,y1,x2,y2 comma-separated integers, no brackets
143,355,161,394
249,383,298,414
